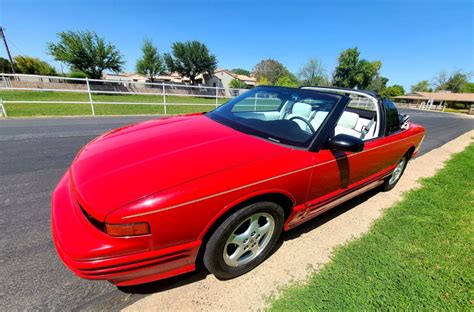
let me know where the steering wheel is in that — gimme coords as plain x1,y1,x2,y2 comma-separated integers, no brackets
289,116,316,133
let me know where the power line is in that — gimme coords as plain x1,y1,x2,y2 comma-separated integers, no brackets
0,26,16,74
6,37,26,56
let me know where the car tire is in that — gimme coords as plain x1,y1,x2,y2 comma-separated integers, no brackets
380,154,409,191
203,201,284,280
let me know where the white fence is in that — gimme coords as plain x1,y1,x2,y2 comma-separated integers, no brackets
418,98,446,111
394,99,446,112
0,73,248,116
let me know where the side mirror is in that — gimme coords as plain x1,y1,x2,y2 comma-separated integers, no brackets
328,134,364,153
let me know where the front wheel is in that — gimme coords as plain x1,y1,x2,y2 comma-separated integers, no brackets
380,154,409,191
203,201,284,279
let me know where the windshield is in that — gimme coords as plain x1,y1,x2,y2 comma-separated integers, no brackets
207,86,342,147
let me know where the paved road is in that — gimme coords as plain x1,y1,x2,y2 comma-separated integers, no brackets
0,110,472,311
401,109,473,155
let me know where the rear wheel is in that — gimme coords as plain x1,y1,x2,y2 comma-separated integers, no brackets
203,201,284,279
380,154,409,191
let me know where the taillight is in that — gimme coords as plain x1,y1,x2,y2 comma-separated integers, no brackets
105,222,150,237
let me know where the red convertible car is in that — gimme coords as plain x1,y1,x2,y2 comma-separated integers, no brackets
52,86,425,286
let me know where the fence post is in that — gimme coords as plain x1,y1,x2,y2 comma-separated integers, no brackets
85,77,95,116
1,73,10,88
162,82,167,115
0,98,7,117
215,87,219,108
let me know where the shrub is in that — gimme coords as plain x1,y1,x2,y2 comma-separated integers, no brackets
68,71,88,79
275,74,299,87
228,79,248,89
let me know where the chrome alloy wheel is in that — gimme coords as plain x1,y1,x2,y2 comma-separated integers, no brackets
389,157,406,185
223,212,275,267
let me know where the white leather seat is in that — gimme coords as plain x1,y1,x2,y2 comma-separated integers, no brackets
310,111,329,131
290,102,312,118
287,102,313,131
335,111,361,138
338,111,359,128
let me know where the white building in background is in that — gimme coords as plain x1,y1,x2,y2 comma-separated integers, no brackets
103,72,190,84
103,69,256,89
195,69,256,89
395,91,474,107
102,72,147,83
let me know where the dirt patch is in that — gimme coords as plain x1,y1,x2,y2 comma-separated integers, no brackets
123,130,474,312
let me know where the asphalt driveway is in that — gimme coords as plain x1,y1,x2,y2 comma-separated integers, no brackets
0,110,472,310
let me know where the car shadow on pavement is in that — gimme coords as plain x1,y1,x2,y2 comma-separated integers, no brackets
118,188,380,295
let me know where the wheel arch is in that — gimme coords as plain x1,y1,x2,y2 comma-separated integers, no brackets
406,145,416,159
195,190,295,267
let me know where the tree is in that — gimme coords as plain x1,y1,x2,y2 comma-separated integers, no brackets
432,70,448,91
432,70,472,92
355,60,382,89
411,80,432,92
445,70,471,93
228,78,247,89
368,75,389,93
231,68,251,76
252,59,288,85
0,57,13,73
461,82,474,93
136,39,163,82
332,47,382,89
256,76,271,85
380,85,405,99
164,40,217,85
298,58,328,86
14,56,56,75
47,30,124,79
332,48,360,88
275,74,299,87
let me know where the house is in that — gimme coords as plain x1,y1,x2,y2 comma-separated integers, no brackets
103,73,148,83
394,91,474,108
154,72,191,84
195,69,256,89
103,72,191,84
103,69,257,90
234,73,257,88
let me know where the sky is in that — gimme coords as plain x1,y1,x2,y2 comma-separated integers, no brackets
0,0,473,90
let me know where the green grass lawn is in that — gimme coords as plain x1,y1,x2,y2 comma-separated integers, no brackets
444,108,470,114
270,143,474,311
0,90,226,117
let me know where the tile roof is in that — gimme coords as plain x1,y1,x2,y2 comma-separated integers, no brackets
395,91,474,102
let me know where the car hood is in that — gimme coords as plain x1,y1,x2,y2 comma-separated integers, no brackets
70,114,289,221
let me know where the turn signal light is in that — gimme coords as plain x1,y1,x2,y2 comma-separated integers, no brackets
105,222,150,237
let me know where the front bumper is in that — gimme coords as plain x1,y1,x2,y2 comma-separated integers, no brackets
51,172,200,286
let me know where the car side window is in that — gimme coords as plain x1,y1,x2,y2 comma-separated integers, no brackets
334,95,378,141
384,99,401,135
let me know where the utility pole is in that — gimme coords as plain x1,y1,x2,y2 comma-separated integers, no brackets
0,26,16,74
